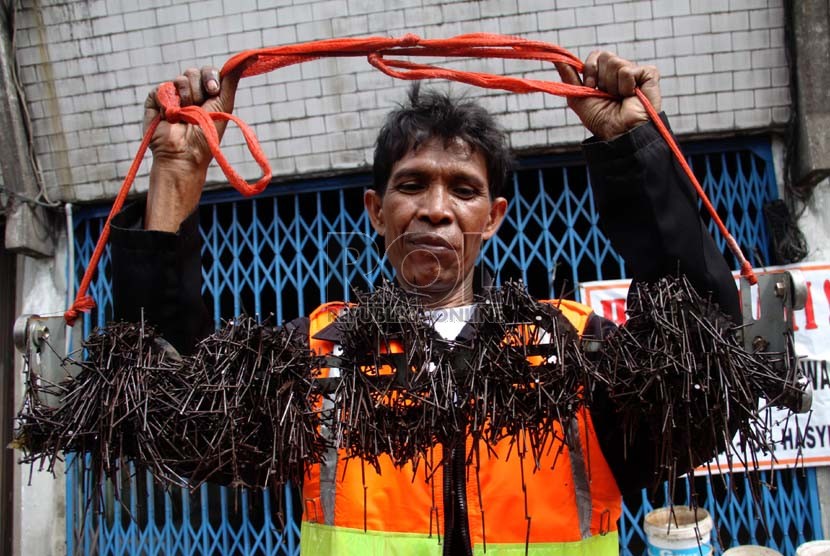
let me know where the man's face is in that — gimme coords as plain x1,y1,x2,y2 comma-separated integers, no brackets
364,136,507,307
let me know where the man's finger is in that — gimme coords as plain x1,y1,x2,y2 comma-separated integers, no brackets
618,65,638,98
637,65,662,112
185,67,204,106
582,50,601,89
554,62,582,87
174,75,191,107
143,89,160,134
201,66,220,96
217,65,244,114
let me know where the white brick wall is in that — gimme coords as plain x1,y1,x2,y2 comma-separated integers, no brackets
14,0,791,202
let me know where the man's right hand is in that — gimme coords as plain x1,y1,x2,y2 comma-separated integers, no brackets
143,66,241,232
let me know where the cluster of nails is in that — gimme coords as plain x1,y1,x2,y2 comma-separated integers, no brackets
598,276,802,493
16,318,324,491
333,280,592,473
15,276,800,498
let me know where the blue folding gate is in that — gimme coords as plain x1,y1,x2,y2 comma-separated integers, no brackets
68,136,823,555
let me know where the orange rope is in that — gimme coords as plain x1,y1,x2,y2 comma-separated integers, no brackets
64,33,756,326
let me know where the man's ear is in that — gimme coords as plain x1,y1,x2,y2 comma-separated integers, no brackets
364,189,385,236
482,196,508,240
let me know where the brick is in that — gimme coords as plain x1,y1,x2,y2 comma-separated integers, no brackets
672,15,710,36
241,9,277,30
656,36,694,56
697,110,735,130
575,5,615,26
595,22,634,43
262,26,297,46
653,0,691,18
510,129,546,149
559,26,596,47
772,106,790,124
123,9,157,31
770,67,788,87
312,0,347,20
128,46,163,67
224,0,258,15
296,20,333,42
188,0,223,21
528,108,567,129
160,41,196,64
555,0,595,8
661,96,679,115
92,15,125,35
731,29,770,50
660,75,696,96
498,13,538,35
679,93,716,114
479,0,514,16
193,35,230,57
227,30,263,53
755,86,790,107
251,84,286,106
735,107,771,127
443,2,480,21
732,68,771,89
271,99,306,119
713,51,751,71
769,27,784,48
693,32,732,54
290,116,326,136
711,10,749,32
72,93,106,113
751,48,785,69
402,6,443,27
614,40,656,61
331,149,365,169
613,1,652,22
276,5,313,25
537,8,576,30
728,0,768,9
306,95,341,116
320,75,357,96
326,111,361,132
717,90,754,111
296,153,332,173
156,4,189,23
695,72,733,93
635,18,673,40
691,0,731,12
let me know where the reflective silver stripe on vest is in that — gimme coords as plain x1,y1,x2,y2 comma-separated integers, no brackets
319,348,342,526
567,417,593,539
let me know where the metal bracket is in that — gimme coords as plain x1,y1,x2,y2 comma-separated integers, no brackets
739,270,811,413
13,314,78,407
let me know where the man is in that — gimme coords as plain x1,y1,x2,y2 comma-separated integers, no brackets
111,50,739,554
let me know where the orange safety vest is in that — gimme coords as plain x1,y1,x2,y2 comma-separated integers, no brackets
301,299,621,555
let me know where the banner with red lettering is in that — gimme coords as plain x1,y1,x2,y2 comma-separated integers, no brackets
579,262,830,472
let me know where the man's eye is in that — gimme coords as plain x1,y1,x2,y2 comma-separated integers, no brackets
454,187,477,198
398,182,421,192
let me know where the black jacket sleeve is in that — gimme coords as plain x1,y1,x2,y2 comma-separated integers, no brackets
582,115,741,495
110,203,212,355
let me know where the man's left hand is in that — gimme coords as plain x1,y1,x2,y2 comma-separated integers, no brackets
556,51,661,141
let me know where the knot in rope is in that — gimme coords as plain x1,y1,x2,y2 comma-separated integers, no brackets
64,33,758,326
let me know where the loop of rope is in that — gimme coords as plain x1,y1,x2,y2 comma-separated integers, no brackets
65,33,756,326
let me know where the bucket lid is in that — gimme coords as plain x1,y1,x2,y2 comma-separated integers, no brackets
643,506,713,542
797,540,830,556
723,546,783,556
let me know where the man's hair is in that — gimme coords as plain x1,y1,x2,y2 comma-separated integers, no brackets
372,84,513,199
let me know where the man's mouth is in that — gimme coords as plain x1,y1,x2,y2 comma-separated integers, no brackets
406,234,457,252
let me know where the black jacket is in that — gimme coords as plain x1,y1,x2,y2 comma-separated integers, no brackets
110,115,740,495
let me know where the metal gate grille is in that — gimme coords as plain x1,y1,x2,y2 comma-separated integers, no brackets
68,136,822,555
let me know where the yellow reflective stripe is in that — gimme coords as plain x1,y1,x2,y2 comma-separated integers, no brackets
301,522,442,556
301,522,619,556
473,532,619,555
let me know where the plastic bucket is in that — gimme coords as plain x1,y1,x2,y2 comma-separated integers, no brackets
643,506,713,556
723,546,783,555
797,540,830,556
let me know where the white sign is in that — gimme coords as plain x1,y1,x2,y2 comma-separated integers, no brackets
579,262,830,472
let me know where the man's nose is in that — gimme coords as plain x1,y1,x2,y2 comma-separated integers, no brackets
417,184,453,225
